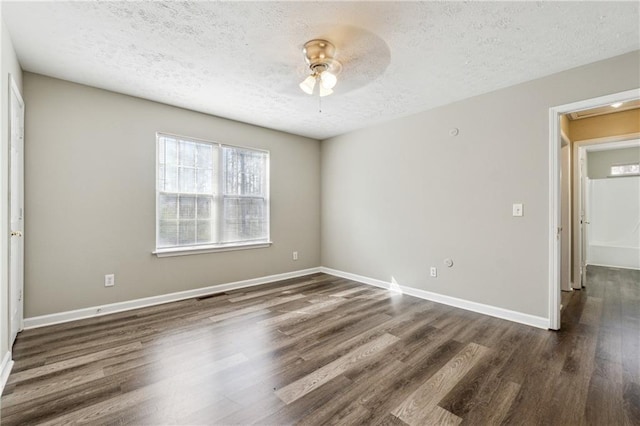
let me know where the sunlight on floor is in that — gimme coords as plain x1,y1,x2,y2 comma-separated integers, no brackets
390,277,403,294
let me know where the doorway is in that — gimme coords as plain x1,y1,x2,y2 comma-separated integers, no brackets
8,74,24,346
548,88,639,330
578,139,640,275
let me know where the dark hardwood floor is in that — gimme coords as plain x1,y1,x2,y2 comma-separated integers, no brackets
2,266,639,425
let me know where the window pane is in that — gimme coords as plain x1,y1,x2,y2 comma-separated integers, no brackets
159,220,178,247
159,194,178,220
180,141,197,167
223,147,266,196
165,165,178,192
224,148,239,195
197,169,212,194
222,197,267,242
158,165,165,190
179,195,196,219
197,220,212,243
611,163,640,176
158,138,165,164
179,221,196,245
179,167,196,193
165,138,178,166
197,196,212,219
197,144,213,168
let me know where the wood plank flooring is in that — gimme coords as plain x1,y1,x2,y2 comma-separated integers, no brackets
2,266,639,425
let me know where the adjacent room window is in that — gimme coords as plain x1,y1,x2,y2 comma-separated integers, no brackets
610,163,640,176
156,133,270,254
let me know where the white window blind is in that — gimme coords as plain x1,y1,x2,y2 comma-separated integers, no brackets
156,133,269,253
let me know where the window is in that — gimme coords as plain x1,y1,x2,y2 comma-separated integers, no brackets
155,133,270,256
610,163,640,176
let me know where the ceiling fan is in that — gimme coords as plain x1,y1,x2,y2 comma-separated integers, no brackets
298,39,342,97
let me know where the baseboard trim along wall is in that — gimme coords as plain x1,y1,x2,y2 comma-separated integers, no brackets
23,267,322,329
0,351,14,396
24,265,549,331
319,267,550,330
587,262,640,271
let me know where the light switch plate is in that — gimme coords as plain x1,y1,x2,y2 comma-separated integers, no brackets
104,274,115,287
512,203,523,217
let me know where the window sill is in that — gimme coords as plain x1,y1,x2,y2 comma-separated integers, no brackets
153,241,272,258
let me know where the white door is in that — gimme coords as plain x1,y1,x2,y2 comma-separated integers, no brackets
9,75,25,346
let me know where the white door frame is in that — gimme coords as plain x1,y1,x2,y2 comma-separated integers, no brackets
8,74,24,345
548,88,640,330
579,146,588,287
559,140,572,292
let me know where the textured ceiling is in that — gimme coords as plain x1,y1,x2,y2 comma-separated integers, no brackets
3,1,639,140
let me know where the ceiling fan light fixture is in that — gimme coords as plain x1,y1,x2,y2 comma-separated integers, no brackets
300,39,342,97
320,71,337,89
319,85,333,97
299,75,316,95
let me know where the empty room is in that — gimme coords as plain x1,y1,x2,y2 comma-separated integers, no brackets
1,1,639,425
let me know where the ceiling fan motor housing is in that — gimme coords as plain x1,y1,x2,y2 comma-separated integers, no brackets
303,39,341,75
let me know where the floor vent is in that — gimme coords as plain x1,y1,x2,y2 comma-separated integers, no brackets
196,293,226,301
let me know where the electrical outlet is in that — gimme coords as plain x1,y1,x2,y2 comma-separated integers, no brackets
512,203,524,217
293,251,298,261
430,267,437,277
104,274,115,287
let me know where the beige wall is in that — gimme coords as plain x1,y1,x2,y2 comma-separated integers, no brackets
1,15,23,362
570,108,640,141
321,51,640,319
588,147,640,179
23,73,321,317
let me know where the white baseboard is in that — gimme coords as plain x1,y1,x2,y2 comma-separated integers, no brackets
586,262,640,271
0,351,14,396
320,267,550,330
23,265,550,331
23,267,322,329
320,267,392,290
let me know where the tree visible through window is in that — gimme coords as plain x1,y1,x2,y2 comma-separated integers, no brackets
156,133,269,251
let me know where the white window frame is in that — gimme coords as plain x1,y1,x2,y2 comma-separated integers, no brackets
153,132,271,257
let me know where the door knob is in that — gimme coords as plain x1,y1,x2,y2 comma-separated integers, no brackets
10,231,22,237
